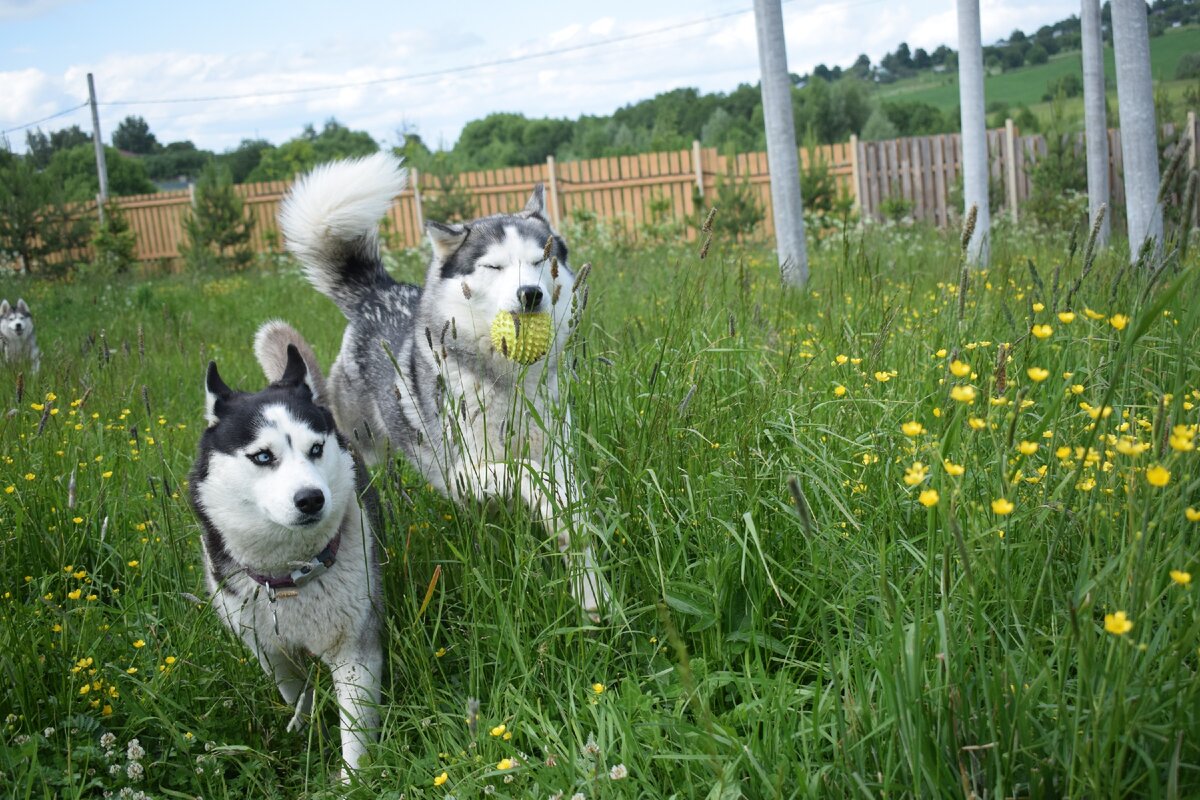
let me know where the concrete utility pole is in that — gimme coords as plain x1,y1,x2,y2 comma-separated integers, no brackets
752,0,807,287
87,72,110,224
956,0,990,266
1081,0,1111,246
1111,0,1163,260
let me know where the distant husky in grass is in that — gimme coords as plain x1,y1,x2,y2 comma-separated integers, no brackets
1,298,40,372
279,152,607,620
190,328,382,775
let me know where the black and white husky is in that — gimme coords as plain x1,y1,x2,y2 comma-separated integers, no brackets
0,298,40,372
190,333,382,774
280,153,607,619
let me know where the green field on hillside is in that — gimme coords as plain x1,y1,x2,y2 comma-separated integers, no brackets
877,25,1200,119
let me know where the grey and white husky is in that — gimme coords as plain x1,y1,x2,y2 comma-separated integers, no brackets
0,298,40,372
280,152,607,619
190,332,382,774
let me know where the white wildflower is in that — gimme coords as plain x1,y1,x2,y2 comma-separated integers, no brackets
126,738,145,761
609,763,628,780
126,760,144,781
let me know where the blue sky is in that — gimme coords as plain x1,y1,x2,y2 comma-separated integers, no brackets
1,0,1078,153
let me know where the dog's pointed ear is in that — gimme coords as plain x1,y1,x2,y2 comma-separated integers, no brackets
0,300,9,316
522,184,546,219
205,361,233,427
16,299,29,314
426,220,469,261
278,344,316,398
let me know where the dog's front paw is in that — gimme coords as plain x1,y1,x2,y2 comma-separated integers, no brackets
286,707,307,733
575,573,610,624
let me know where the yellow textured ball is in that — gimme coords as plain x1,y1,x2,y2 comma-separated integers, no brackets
490,312,552,365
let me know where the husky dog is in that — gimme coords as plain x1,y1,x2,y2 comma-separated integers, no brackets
0,299,40,372
280,153,606,619
190,333,382,774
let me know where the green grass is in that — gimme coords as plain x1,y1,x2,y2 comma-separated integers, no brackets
1,220,1199,798
876,25,1200,118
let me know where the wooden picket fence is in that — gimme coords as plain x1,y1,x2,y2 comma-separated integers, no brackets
72,111,1199,264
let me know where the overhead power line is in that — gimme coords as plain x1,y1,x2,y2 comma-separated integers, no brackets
2,101,89,136
99,6,760,107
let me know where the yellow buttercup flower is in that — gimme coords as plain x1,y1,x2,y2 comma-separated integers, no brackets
1017,441,1038,455
918,489,939,507
901,421,925,437
490,724,506,737
968,417,987,431
1026,367,1050,382
1058,311,1076,323
133,639,145,649
1169,570,1191,586
1104,611,1133,636
950,385,976,403
1109,314,1129,331
903,462,929,487
991,498,1014,515
592,682,606,694
833,385,847,397
1032,302,1045,312
949,360,971,378
497,758,514,770
873,371,891,383
1186,507,1200,522
1031,324,1053,340
1145,465,1170,487
1169,425,1195,452
434,771,448,787
1084,307,1105,320
942,459,965,476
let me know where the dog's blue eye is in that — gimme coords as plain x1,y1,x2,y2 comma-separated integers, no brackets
309,442,323,458
248,450,274,466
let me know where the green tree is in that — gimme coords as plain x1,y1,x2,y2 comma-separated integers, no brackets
112,116,160,154
419,152,477,223
180,163,254,270
89,200,138,276
0,151,90,274
45,145,157,202
25,125,90,169
143,141,211,182
218,139,274,183
246,120,377,181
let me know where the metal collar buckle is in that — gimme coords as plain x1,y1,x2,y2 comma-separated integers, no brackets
289,558,329,588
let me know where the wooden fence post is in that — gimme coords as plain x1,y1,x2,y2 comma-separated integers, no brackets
692,140,704,198
1004,119,1019,223
412,168,424,231
849,134,861,213
545,155,562,228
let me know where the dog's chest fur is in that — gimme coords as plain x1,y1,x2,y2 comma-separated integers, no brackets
204,509,377,659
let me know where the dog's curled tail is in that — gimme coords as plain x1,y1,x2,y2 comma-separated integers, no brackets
254,320,329,403
279,152,407,314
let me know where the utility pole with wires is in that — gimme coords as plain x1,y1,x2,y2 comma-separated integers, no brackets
752,0,807,287
87,72,109,224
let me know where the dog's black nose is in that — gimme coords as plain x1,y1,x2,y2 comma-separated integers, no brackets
13,324,23,333
294,488,325,516
517,285,543,312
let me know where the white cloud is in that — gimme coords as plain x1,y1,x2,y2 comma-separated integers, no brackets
0,0,78,21
0,0,1085,152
